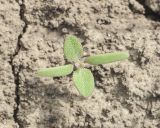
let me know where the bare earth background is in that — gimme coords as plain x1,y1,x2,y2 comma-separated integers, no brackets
0,0,160,128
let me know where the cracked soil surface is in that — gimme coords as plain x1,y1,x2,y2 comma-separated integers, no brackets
0,0,160,128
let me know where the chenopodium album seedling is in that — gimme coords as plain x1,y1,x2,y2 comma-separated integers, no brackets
37,35,129,97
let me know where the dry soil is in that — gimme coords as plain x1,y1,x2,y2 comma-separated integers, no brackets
0,0,160,128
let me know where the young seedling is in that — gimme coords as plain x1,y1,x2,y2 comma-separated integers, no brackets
37,35,129,97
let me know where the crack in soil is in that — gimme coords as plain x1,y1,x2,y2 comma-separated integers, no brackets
9,0,28,127
142,94,160,127
135,0,160,21
142,100,151,128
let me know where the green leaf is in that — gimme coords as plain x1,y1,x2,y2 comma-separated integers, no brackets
64,35,83,62
73,68,94,97
37,64,74,77
85,51,129,65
